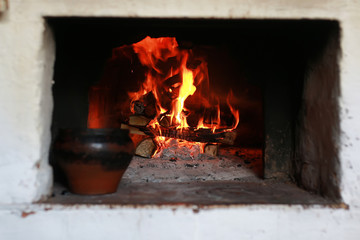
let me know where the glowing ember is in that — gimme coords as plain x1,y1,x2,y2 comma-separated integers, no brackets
154,138,205,160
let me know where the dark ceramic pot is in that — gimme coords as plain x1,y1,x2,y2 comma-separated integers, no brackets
53,128,134,195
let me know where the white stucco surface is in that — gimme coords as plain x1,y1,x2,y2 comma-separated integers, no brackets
0,0,359,239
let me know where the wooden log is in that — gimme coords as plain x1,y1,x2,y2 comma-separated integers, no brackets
143,92,158,118
128,125,237,145
128,115,151,126
157,127,237,145
158,113,172,128
220,131,237,145
204,144,219,157
164,74,181,100
164,74,181,88
130,91,158,118
131,100,145,115
121,124,152,157
135,138,157,158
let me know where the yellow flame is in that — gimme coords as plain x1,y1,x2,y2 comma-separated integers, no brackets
171,67,196,129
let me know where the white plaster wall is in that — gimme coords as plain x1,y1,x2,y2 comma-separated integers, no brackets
0,0,359,239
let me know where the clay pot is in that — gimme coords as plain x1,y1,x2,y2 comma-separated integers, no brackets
53,128,134,195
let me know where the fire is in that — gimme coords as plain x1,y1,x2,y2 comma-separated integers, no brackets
89,36,240,156
133,36,179,73
127,36,239,133
227,90,240,130
172,66,196,129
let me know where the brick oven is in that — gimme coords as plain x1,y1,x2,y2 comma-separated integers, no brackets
0,1,359,239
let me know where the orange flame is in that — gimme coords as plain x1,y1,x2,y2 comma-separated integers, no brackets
227,90,240,130
127,36,239,138
172,65,196,128
133,36,179,74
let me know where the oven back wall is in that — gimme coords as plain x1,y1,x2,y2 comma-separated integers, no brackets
0,1,360,240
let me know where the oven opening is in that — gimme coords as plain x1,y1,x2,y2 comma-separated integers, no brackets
46,18,341,205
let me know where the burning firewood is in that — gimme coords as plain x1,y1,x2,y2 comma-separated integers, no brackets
204,144,219,157
131,100,145,115
128,125,237,145
130,91,158,118
158,113,171,128
121,123,157,158
135,137,157,158
154,127,237,145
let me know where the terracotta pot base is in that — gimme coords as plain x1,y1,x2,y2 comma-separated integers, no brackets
60,161,127,195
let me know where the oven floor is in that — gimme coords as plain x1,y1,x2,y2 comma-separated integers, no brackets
44,180,330,205
44,147,331,205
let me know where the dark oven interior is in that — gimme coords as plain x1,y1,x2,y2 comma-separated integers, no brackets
47,18,341,205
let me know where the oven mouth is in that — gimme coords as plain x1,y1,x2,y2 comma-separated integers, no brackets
45,17,341,205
